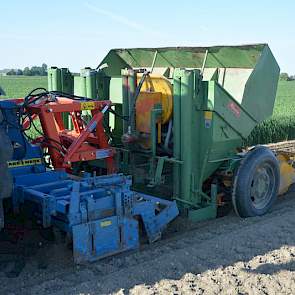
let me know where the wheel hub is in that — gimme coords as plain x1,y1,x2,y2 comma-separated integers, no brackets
250,165,274,210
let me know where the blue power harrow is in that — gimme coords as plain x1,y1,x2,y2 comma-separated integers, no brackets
0,99,179,263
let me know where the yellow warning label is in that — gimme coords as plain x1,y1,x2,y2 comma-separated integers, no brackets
204,111,213,120
7,158,42,168
100,220,112,228
81,101,95,110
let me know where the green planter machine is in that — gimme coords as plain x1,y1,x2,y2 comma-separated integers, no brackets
49,44,294,222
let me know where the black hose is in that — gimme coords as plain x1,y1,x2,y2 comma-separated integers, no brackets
50,91,95,101
108,108,128,121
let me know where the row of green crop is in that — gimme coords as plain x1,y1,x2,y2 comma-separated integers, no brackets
245,81,295,146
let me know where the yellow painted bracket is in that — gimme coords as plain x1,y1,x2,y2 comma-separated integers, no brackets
278,154,295,195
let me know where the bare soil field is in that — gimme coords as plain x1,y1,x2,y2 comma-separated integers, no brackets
1,190,295,295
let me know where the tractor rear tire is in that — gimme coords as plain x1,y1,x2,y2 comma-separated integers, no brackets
232,146,280,218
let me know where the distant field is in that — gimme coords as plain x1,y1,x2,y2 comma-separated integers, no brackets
1,75,295,144
1,75,294,101
275,80,295,113
0,75,47,99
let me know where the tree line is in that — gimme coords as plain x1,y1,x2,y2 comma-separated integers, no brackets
3,66,295,80
280,73,295,81
5,64,48,76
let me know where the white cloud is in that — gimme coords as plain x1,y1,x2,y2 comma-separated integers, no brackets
84,2,166,39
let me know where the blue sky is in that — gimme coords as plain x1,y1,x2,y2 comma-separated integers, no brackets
1,0,294,73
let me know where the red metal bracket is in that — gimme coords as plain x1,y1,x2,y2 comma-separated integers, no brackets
26,96,115,173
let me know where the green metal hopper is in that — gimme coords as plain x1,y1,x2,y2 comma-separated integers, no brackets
99,44,279,123
98,44,280,221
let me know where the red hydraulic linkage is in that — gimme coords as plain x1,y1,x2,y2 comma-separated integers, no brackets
24,96,115,173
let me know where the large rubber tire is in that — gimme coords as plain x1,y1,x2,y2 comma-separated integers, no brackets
232,146,280,218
